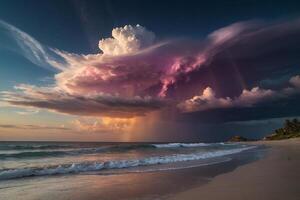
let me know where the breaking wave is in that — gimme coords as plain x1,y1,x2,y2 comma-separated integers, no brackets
0,146,256,180
0,142,231,159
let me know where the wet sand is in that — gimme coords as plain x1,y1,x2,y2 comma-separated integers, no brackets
167,138,300,200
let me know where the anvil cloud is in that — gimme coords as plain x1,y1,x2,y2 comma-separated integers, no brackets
1,19,300,120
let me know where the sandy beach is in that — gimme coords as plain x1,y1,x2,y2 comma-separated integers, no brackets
0,139,299,200
0,142,264,200
167,138,300,200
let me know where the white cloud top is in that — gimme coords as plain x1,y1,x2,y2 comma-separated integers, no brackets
99,24,155,55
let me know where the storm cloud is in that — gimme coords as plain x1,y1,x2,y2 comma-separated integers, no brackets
177,75,300,112
1,18,300,121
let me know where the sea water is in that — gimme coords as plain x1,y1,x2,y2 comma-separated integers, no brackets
0,141,256,180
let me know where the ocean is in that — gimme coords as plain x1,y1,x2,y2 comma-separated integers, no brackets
0,141,263,200
0,141,256,180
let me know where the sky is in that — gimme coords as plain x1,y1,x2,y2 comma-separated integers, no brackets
0,0,300,142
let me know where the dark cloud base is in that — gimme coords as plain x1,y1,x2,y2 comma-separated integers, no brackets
179,95,300,123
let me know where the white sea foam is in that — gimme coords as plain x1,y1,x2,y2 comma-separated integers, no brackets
0,142,229,159
0,145,256,180
153,142,224,148
128,157,233,173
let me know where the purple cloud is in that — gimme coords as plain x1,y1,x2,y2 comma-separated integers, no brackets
1,19,300,119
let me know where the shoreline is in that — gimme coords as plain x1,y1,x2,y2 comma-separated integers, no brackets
0,142,263,200
166,138,300,200
2,140,297,200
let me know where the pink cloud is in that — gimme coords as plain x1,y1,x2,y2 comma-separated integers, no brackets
51,22,261,98
2,20,300,119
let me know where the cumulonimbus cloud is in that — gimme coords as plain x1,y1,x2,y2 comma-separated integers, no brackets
46,21,259,98
1,19,300,119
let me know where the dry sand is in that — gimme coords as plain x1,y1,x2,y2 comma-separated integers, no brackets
167,138,300,200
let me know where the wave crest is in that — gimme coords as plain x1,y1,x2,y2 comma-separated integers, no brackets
0,146,255,180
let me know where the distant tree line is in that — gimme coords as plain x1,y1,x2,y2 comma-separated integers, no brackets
264,118,300,140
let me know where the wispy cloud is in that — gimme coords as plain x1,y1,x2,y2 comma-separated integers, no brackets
0,20,66,71
16,108,39,115
1,84,165,118
0,124,70,130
